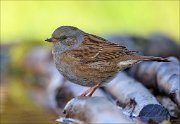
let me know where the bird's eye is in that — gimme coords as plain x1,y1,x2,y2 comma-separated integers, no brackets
59,35,67,40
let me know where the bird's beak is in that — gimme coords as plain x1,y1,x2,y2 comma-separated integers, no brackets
45,37,58,42
45,38,51,42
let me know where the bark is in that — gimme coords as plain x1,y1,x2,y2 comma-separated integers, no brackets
129,57,180,107
60,97,134,124
105,72,170,123
157,96,180,118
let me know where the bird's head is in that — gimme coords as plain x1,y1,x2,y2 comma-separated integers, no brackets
45,26,83,43
45,26,85,53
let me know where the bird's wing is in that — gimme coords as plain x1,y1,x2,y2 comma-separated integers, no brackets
66,34,135,64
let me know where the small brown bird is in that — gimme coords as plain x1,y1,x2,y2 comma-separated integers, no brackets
45,26,169,96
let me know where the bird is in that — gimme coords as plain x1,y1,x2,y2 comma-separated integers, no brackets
45,26,169,96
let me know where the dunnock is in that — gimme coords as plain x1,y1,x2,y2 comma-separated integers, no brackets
45,26,169,96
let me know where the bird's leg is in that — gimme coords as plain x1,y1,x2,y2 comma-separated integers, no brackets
87,84,99,96
80,84,99,97
80,88,92,96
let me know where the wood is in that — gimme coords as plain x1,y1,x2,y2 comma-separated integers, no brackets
129,57,180,107
59,97,134,123
106,72,159,116
105,72,170,123
157,96,180,118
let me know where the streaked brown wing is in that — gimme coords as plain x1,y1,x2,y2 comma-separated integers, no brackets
66,34,134,63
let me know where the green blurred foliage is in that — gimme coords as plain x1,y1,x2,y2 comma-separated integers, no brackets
1,1,179,43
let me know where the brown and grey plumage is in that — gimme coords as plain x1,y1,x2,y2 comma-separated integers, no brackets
45,26,169,96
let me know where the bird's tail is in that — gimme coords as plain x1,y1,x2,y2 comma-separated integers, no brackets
132,55,170,62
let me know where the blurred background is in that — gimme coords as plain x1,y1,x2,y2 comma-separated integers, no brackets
0,1,179,124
